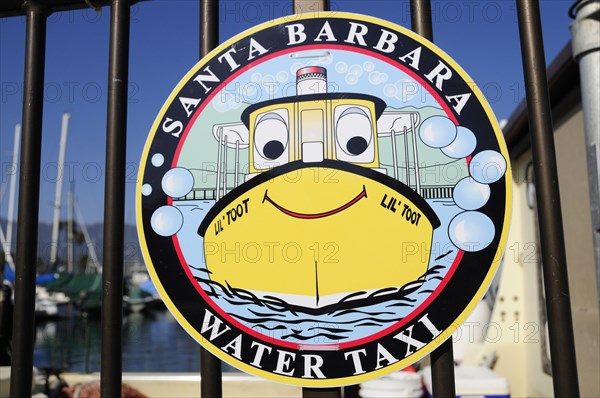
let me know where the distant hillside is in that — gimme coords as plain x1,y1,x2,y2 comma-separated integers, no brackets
0,218,143,270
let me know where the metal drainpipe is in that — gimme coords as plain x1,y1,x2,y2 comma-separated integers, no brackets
570,0,600,309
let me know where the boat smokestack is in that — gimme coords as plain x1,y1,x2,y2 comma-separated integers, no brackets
296,66,327,95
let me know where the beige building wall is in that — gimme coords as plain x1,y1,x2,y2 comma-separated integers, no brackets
472,106,600,397
505,107,599,397
475,149,553,397
553,108,600,398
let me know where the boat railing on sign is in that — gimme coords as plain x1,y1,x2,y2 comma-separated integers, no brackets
213,123,250,201
377,111,422,192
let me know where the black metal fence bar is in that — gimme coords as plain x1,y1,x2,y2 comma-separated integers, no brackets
515,1,580,396
199,2,223,396
294,2,343,397
293,0,329,13
9,2,47,397
429,339,456,398
200,0,219,58
200,352,222,398
100,0,130,396
303,387,341,398
409,0,433,42
289,0,345,394
409,1,456,397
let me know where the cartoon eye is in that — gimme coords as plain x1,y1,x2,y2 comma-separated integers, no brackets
335,106,375,163
253,111,289,168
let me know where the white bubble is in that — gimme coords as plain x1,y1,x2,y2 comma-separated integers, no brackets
449,211,495,252
419,116,457,148
383,84,398,98
442,126,477,158
227,96,242,110
262,74,279,96
367,72,387,85
453,177,490,210
262,74,276,84
345,74,359,85
276,71,288,83
151,205,183,237
244,84,258,98
290,62,304,75
363,61,375,72
335,62,348,74
151,153,164,167
141,184,152,196
319,54,333,66
212,93,231,113
250,72,262,83
368,71,381,85
469,150,507,184
162,167,194,198
348,64,363,77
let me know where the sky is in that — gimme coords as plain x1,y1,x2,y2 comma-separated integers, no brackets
0,0,574,230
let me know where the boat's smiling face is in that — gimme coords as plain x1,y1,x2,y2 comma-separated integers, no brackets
198,160,440,310
196,68,442,310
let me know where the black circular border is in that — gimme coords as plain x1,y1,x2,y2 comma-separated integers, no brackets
138,14,510,384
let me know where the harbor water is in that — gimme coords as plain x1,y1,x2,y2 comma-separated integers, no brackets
33,310,238,373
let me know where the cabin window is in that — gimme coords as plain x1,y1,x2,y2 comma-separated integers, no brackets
253,108,290,170
334,105,375,163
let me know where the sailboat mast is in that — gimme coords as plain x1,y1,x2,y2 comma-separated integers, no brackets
74,200,101,273
0,226,15,271
6,124,21,250
67,179,74,273
49,113,70,269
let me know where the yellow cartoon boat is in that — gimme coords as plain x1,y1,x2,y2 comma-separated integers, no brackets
198,67,440,313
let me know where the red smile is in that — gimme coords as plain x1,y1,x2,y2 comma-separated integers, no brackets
262,186,367,219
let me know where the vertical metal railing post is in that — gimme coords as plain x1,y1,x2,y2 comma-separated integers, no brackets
410,0,433,42
199,1,223,397
516,1,580,396
293,0,329,13
429,340,456,397
410,1,456,397
291,0,342,395
9,2,48,397
100,0,130,396
200,0,218,59
303,388,341,398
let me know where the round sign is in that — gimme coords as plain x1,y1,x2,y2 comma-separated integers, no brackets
137,12,511,386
